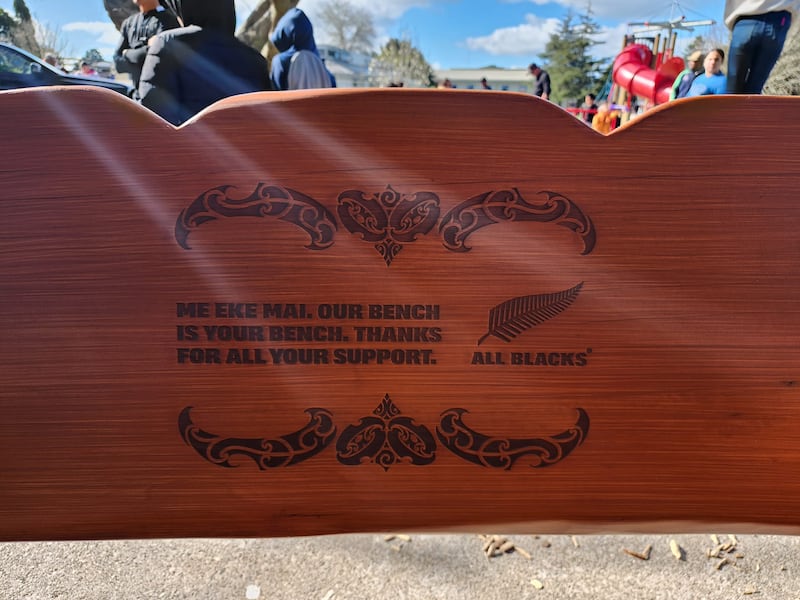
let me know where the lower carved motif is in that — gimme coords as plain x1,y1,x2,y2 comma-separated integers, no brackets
179,397,590,471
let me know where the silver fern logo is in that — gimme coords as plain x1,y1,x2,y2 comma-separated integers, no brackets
477,282,584,345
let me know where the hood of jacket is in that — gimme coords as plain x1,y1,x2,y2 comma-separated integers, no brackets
270,8,317,54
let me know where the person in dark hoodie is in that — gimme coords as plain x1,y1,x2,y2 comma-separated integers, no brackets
113,0,180,89
269,7,336,91
138,0,270,125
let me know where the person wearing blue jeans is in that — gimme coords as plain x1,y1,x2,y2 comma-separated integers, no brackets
725,1,799,93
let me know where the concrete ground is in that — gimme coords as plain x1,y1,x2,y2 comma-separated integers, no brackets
1,533,798,599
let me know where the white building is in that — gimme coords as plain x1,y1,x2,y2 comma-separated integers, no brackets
317,45,533,92
318,45,371,88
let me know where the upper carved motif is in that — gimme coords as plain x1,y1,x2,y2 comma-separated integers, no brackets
176,184,596,265
337,186,440,266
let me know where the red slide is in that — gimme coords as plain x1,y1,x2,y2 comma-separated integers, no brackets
612,44,684,105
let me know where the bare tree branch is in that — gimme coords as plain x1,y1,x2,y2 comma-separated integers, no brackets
317,0,375,54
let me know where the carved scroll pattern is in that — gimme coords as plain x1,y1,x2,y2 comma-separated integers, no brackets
335,395,437,470
174,183,338,250
439,189,596,255
178,406,336,469
179,399,589,471
436,408,590,470
336,185,441,266
175,185,595,262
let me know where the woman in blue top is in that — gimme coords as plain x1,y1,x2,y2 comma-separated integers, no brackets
687,48,727,96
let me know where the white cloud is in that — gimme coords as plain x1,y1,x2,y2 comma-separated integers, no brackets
464,13,560,56
290,0,449,50
228,0,677,67
462,7,683,63
299,0,442,22
520,0,657,19
63,21,120,46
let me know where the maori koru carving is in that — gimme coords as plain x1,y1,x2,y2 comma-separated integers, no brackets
436,408,590,469
174,183,337,251
175,184,595,265
336,395,436,470
337,186,440,266
439,189,596,255
179,397,589,471
178,406,336,469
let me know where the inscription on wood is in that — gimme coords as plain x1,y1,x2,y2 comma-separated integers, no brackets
1,87,800,540
173,183,594,472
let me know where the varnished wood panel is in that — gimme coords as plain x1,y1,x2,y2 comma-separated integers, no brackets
1,87,800,541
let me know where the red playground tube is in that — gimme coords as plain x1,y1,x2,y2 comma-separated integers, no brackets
612,43,684,105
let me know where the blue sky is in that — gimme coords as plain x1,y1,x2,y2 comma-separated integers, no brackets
1,0,725,68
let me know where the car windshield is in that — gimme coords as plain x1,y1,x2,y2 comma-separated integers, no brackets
0,43,66,76
0,45,34,74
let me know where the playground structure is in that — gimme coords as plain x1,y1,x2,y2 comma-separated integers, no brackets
569,33,684,127
612,41,684,106
567,14,715,127
610,15,715,118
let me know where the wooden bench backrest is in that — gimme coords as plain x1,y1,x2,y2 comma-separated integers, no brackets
1,87,800,541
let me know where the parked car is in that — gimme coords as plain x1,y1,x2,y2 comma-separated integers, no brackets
0,42,133,97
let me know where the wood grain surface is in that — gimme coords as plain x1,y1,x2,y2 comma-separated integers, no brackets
1,86,799,541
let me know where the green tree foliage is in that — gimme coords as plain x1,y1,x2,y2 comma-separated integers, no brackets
683,35,705,59
82,48,105,64
0,9,15,38
538,9,609,104
13,0,31,23
318,0,375,54
369,38,436,88
2,0,39,54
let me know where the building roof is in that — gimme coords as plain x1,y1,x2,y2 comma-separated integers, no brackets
435,67,532,84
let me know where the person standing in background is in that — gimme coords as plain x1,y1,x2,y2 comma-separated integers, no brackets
138,0,270,125
79,61,98,77
269,7,336,91
687,48,727,96
581,93,598,123
725,0,799,93
591,102,619,134
44,53,64,71
114,0,180,89
528,63,550,100
671,50,704,99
